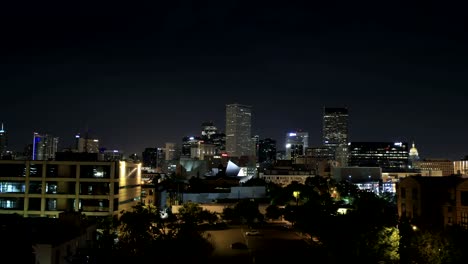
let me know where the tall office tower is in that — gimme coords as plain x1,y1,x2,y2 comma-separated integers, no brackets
252,135,259,159
165,142,178,161
225,103,252,157
348,142,409,172
142,148,158,168
181,136,202,158
75,133,100,153
32,132,59,160
258,138,277,164
200,121,226,155
285,131,309,159
201,121,217,140
323,107,349,166
0,123,7,158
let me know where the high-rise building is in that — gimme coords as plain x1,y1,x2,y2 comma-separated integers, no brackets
285,131,309,159
0,123,7,158
200,121,226,155
32,133,59,161
201,121,217,139
258,138,277,164
75,133,100,153
348,142,409,172
165,142,178,161
181,136,202,158
142,147,164,168
322,107,349,166
225,103,252,157
252,135,259,159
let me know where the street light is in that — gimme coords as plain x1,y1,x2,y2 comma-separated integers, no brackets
293,191,300,206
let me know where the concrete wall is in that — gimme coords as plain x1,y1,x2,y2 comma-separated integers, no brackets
172,203,270,215
181,186,266,203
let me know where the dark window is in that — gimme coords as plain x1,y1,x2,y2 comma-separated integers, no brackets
401,188,406,199
412,188,418,200
461,191,468,206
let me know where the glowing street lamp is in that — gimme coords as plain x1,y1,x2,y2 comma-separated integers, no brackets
293,191,300,206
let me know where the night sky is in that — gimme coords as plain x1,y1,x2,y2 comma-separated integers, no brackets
1,1,467,160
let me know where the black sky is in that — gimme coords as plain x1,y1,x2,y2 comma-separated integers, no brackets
1,0,467,160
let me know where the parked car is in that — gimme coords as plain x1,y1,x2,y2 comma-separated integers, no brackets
231,242,248,249
245,230,262,236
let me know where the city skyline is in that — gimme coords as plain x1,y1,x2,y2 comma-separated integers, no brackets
1,1,467,160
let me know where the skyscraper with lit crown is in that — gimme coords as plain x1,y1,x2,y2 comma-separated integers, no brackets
225,103,252,157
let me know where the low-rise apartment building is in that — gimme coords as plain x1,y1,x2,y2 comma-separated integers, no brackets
0,160,141,217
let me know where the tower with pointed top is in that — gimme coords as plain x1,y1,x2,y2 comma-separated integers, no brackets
0,123,7,158
409,141,420,168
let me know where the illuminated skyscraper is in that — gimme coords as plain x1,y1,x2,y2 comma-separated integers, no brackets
258,138,277,164
225,103,252,157
201,121,217,139
200,121,226,155
0,123,7,158
348,142,409,172
323,107,349,166
75,133,100,153
32,132,59,160
285,131,309,159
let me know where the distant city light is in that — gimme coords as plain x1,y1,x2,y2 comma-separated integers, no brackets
289,133,296,136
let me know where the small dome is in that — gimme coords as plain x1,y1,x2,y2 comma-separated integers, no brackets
409,142,419,157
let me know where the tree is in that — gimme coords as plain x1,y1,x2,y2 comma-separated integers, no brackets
444,225,468,263
408,229,450,264
363,226,400,263
0,214,34,264
336,179,359,203
265,204,282,220
96,215,119,252
221,207,237,222
305,175,333,196
178,202,205,227
117,204,162,257
200,210,219,224
234,199,262,225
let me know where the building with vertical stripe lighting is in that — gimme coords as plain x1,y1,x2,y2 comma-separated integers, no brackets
225,103,253,158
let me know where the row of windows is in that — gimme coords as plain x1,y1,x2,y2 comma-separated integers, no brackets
1,181,120,195
0,164,114,178
0,197,122,212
